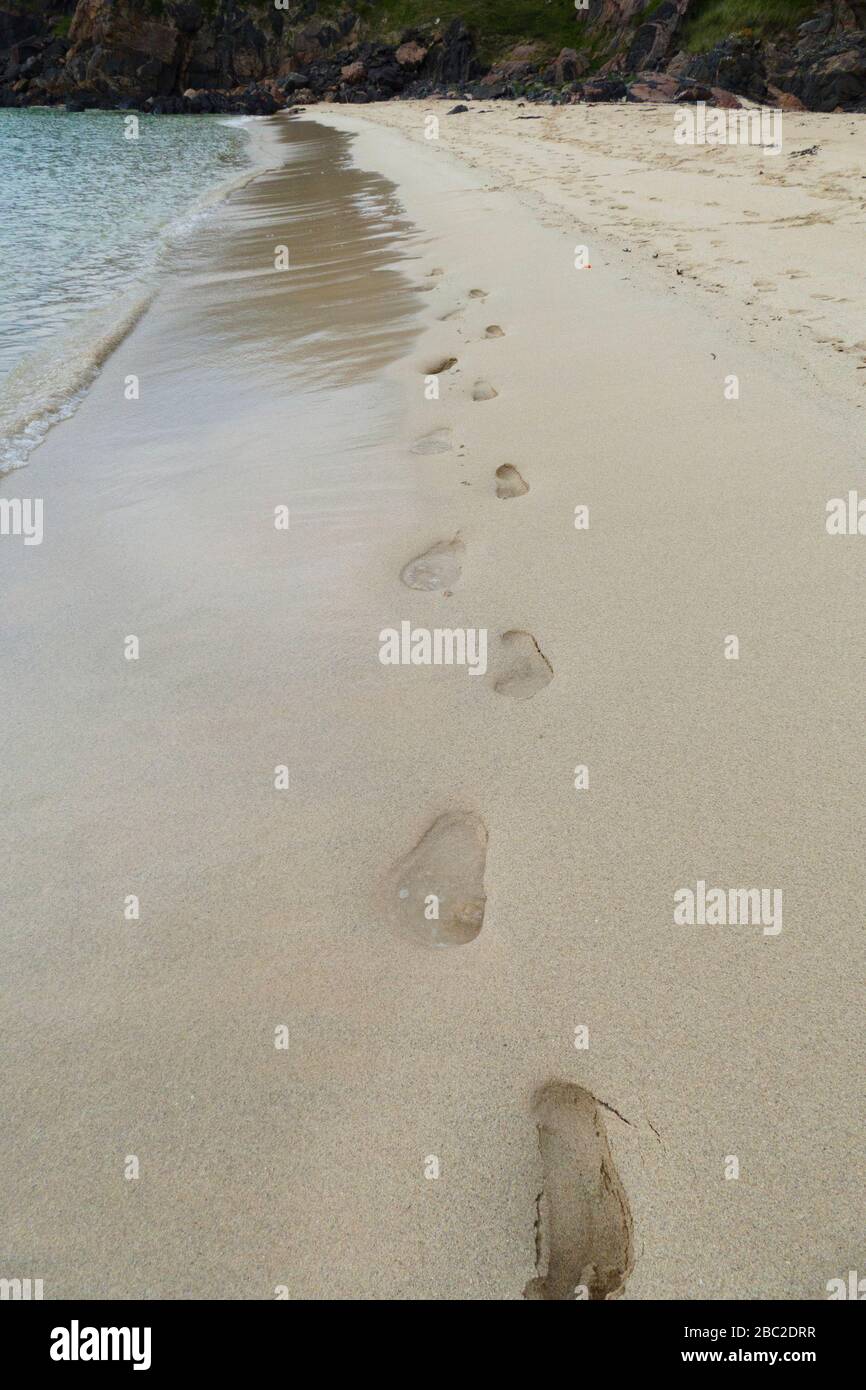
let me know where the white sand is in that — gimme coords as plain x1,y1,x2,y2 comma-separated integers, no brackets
1,102,863,1299
321,100,866,408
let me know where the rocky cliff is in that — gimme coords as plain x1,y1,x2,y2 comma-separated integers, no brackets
2,1,866,113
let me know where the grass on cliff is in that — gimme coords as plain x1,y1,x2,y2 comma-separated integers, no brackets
680,0,819,53
336,1,588,63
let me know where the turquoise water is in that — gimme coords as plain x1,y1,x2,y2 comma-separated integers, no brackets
0,107,257,470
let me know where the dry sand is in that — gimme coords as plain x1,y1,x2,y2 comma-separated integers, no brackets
321,99,866,408
1,100,863,1300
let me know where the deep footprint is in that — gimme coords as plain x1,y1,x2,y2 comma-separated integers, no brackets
495,464,529,499
485,325,505,338
392,811,488,947
493,631,553,700
469,288,488,299
400,535,464,591
425,356,458,375
412,428,453,456
472,380,498,401
524,1082,633,1301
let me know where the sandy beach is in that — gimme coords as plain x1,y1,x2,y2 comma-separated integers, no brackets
1,100,863,1300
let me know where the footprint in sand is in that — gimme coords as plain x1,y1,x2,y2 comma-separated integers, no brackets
493,630,553,700
412,428,453,455
472,380,498,401
469,288,488,299
400,535,464,591
495,464,529,499
484,325,505,338
392,811,488,947
524,1081,633,1301
424,356,458,375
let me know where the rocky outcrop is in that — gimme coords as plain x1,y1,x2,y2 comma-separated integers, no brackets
1,0,865,113
626,0,691,74
766,26,866,109
421,19,477,86
678,34,769,102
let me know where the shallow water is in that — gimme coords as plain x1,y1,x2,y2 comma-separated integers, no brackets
0,107,254,469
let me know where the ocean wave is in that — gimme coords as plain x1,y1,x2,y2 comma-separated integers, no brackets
0,287,155,474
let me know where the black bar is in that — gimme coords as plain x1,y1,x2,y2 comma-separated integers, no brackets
4,1297,860,1375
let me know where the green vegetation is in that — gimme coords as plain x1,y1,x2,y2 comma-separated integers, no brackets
680,0,817,53
51,14,71,36
340,1,585,63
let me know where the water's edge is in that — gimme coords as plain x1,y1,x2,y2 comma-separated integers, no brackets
0,113,287,476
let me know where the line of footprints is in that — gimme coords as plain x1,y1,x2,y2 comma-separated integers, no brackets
390,273,633,1300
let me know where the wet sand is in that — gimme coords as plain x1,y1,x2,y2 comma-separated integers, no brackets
1,105,863,1299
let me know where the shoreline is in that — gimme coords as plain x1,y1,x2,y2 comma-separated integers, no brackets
0,112,288,475
1,104,863,1298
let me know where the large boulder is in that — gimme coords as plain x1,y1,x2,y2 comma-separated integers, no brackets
580,77,628,102
626,71,682,102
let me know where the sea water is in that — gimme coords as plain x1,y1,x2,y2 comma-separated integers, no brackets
0,107,257,471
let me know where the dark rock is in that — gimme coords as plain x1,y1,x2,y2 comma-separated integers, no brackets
481,59,535,88
710,85,743,109
799,15,833,39
279,72,311,93
581,78,627,102
422,20,477,86
0,0,862,116
447,103,468,114
293,20,349,65
395,41,426,68
627,0,691,74
626,72,681,102
240,84,278,115
478,80,508,99
547,47,589,85
172,4,204,40
674,82,714,103
681,37,768,102
779,35,866,111
340,60,365,85
766,83,806,111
